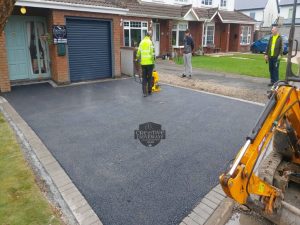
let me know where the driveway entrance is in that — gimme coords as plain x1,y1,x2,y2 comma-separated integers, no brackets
2,79,262,225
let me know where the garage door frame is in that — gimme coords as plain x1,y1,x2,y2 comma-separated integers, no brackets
65,17,115,82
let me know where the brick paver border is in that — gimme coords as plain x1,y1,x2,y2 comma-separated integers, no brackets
0,96,103,225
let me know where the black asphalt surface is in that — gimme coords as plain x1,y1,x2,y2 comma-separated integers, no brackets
2,79,263,225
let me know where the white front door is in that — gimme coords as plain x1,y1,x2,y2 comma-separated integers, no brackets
152,23,160,57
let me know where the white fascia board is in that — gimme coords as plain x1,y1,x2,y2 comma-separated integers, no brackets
208,10,219,22
183,8,200,21
16,0,129,15
217,11,224,21
222,20,257,24
126,13,182,20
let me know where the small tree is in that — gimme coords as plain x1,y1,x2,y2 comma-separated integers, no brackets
0,0,16,33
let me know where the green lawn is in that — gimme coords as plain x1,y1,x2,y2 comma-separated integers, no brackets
0,113,63,225
175,54,299,79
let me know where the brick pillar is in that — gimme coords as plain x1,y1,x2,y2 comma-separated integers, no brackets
225,24,230,52
48,10,70,84
167,20,173,56
0,32,11,92
237,24,241,52
113,15,121,78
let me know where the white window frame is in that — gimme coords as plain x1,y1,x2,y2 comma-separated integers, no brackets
172,22,188,48
202,23,215,47
220,0,226,7
249,11,256,19
240,26,252,45
202,0,213,6
288,7,293,19
123,21,148,47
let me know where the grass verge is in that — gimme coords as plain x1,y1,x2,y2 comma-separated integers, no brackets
175,54,299,79
0,113,63,225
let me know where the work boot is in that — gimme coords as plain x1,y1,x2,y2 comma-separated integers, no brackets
181,74,186,78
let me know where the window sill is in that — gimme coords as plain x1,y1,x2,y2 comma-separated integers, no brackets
240,44,250,46
172,46,184,48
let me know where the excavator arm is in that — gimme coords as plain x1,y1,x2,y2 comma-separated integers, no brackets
220,83,300,214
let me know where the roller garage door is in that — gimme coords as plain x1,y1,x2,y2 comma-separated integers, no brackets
67,18,112,82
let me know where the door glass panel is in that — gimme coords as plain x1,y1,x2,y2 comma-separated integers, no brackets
27,22,39,74
36,22,48,74
26,21,49,75
155,24,160,42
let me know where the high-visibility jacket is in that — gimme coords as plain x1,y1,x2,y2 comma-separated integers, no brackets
136,36,155,65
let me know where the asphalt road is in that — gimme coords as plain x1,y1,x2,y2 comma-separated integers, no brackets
2,79,263,225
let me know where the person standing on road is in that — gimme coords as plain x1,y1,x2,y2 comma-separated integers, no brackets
182,29,194,78
264,26,283,86
136,31,155,97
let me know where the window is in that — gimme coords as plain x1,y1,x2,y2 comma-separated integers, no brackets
220,0,226,7
288,7,293,19
240,26,252,45
250,12,256,19
123,21,148,47
202,24,215,46
172,23,188,47
175,0,188,3
202,0,212,5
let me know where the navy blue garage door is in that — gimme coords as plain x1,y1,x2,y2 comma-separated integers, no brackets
67,18,112,82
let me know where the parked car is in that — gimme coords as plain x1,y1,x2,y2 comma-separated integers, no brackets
251,34,289,55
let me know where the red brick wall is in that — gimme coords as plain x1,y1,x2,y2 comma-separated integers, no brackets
0,32,11,92
154,19,173,56
189,21,202,50
49,10,122,83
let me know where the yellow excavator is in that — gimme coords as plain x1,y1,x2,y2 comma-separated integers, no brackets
219,0,300,224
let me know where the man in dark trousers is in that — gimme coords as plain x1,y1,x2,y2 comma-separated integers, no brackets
136,31,155,97
182,29,194,78
264,26,283,86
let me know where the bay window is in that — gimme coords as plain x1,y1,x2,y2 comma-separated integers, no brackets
172,23,188,47
240,26,252,45
123,21,148,47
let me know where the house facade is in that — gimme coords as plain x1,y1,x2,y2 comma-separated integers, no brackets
0,0,255,93
235,0,280,29
124,0,256,57
278,0,300,49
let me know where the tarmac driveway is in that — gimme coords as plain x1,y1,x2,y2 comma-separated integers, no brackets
2,79,263,225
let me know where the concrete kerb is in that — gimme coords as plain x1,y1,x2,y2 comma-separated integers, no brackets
180,185,234,225
0,96,103,225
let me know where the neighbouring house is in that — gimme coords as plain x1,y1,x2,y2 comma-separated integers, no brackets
235,0,280,30
0,0,255,93
278,0,300,48
125,0,256,57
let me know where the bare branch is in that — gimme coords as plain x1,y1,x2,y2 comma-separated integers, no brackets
0,0,16,32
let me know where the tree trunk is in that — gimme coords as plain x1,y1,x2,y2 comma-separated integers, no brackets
0,0,16,33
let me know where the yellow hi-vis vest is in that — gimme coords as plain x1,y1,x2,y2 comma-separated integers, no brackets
136,36,155,65
271,34,279,57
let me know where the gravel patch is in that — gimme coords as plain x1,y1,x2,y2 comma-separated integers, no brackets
159,72,269,104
